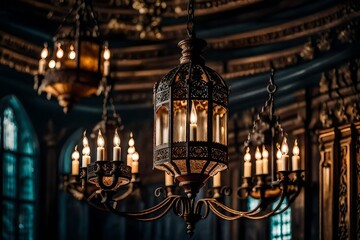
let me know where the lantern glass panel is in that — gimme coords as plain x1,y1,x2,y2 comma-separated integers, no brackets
79,41,100,72
173,100,187,143
155,106,169,146
213,104,227,145
193,100,208,141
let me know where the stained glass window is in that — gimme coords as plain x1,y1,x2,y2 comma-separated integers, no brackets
247,197,292,240
1,97,38,240
270,199,292,240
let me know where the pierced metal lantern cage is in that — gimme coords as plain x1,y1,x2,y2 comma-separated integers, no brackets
153,38,229,198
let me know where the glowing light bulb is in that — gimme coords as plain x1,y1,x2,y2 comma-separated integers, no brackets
72,145,80,160
97,130,105,147
82,130,89,146
68,45,76,60
281,137,289,155
128,132,135,147
103,46,110,60
190,102,197,124
132,151,139,161
293,139,300,156
255,147,262,160
56,43,64,59
113,129,120,147
244,147,251,162
41,46,48,59
262,146,269,158
48,60,56,69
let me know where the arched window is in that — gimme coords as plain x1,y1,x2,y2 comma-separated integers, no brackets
1,96,39,240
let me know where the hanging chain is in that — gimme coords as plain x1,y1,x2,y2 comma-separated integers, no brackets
187,0,196,39
244,69,282,147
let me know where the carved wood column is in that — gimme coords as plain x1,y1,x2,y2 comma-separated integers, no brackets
319,122,360,240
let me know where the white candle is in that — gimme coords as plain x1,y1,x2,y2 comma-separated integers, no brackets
103,60,110,76
255,147,263,175
72,159,79,175
190,102,197,141
127,132,135,166
280,137,289,170
292,139,300,171
97,130,105,160
262,146,269,174
276,145,285,171
213,172,221,187
71,145,80,175
132,152,139,174
179,125,184,142
113,129,121,161
82,131,91,167
215,114,220,143
243,147,252,178
38,59,46,74
165,172,174,186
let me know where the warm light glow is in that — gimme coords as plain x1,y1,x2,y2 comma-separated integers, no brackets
49,60,56,69
244,147,251,162
262,146,269,158
72,145,80,160
69,45,76,60
132,151,139,161
128,132,135,147
56,43,64,59
293,139,300,156
82,146,90,156
82,130,89,146
97,129,105,147
113,129,120,147
41,46,48,59
190,102,197,124
255,147,262,160
276,144,282,159
281,137,289,155
103,46,111,60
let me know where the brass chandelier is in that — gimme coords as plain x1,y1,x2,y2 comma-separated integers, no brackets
34,0,110,113
64,0,304,236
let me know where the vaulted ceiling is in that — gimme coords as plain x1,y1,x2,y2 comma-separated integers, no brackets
0,0,359,113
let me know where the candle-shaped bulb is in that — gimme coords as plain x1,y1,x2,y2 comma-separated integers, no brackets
97,130,105,147
293,139,300,156
244,147,251,162
132,151,139,161
113,129,120,147
82,130,89,146
41,45,48,59
190,102,197,125
72,145,80,160
82,146,90,156
262,146,269,158
68,45,76,60
128,132,135,147
56,43,64,59
103,46,111,60
281,137,289,155
276,144,282,160
255,147,262,160
49,60,56,69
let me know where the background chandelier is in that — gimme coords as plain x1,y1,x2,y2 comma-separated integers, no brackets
63,0,304,236
62,85,142,207
34,0,111,113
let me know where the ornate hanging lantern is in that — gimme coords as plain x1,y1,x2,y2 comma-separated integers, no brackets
34,0,111,113
153,0,229,198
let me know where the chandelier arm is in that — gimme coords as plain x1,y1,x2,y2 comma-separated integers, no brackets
111,183,135,201
207,200,245,221
272,181,304,215
86,191,109,211
104,195,181,221
194,199,212,220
